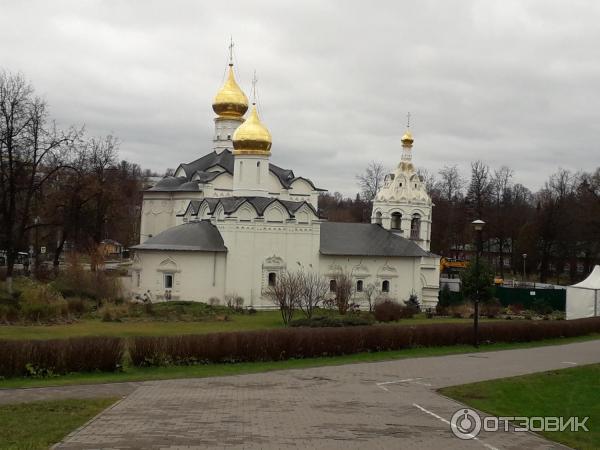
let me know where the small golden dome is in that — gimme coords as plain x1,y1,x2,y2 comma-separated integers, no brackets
212,64,249,118
401,130,414,147
232,104,272,155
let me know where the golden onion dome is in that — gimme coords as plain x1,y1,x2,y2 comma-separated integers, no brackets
401,130,414,147
232,104,272,155
212,64,249,118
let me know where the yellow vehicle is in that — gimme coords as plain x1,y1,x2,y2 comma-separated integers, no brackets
440,257,467,276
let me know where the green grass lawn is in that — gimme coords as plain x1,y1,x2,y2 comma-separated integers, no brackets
440,364,600,450
0,311,495,340
1,334,597,390
0,397,117,450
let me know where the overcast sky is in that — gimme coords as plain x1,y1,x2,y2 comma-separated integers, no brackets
1,0,598,195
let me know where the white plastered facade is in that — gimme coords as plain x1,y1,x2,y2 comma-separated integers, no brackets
134,75,439,309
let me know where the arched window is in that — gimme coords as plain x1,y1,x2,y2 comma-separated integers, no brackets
164,273,174,289
375,211,382,225
268,272,277,287
382,280,390,293
411,214,421,240
391,212,402,230
227,134,231,140
329,279,337,292
356,280,363,292
239,161,243,180
257,161,261,184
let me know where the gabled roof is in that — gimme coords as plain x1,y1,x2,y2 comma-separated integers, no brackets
319,222,430,257
153,150,322,192
131,221,227,252
181,196,319,219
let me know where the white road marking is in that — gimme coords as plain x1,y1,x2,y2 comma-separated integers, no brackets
561,361,578,365
376,378,422,386
412,403,499,450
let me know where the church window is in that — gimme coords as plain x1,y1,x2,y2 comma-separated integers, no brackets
136,271,141,288
411,214,421,240
399,182,403,187
227,134,231,140
356,280,363,292
268,272,277,287
257,162,261,183
375,211,382,225
217,135,220,140
329,279,337,292
164,273,174,289
382,280,390,293
391,212,402,230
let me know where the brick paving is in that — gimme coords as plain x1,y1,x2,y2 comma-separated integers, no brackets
3,340,598,449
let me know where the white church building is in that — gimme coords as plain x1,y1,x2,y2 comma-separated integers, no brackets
132,58,440,309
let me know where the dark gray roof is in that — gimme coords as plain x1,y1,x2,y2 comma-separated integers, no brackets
132,221,227,252
156,150,322,192
148,176,188,191
319,222,430,257
183,196,319,218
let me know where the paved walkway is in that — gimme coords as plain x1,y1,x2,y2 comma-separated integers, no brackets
4,340,599,449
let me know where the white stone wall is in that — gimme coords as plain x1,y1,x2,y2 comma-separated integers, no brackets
232,154,272,197
213,117,243,154
318,254,439,309
216,215,322,308
132,251,227,302
141,193,204,243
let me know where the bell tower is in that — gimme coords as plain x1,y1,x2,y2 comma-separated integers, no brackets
371,115,433,251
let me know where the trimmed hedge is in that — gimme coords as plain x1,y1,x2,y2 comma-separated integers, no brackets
0,337,124,378
129,317,600,367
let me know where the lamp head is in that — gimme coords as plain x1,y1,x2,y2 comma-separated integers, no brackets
471,219,485,232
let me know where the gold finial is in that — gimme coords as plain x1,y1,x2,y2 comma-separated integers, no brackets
251,70,258,104
228,36,234,66
212,39,248,119
401,112,414,148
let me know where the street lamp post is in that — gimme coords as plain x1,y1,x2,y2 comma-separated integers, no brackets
471,219,485,348
522,253,527,283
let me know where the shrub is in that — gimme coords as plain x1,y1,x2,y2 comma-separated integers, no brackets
19,283,68,322
0,304,19,323
481,298,503,318
374,300,415,322
52,255,122,302
128,317,600,367
66,297,88,316
448,302,474,319
532,299,553,316
208,297,220,306
0,337,124,378
289,315,373,328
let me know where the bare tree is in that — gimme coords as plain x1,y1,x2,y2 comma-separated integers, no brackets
0,71,74,292
363,282,380,312
436,165,465,202
356,161,386,201
264,270,303,325
417,168,436,196
466,160,492,218
333,271,354,315
298,270,329,318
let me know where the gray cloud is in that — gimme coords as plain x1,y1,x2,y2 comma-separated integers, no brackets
1,0,598,194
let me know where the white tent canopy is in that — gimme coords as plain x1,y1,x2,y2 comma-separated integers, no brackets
566,265,600,320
